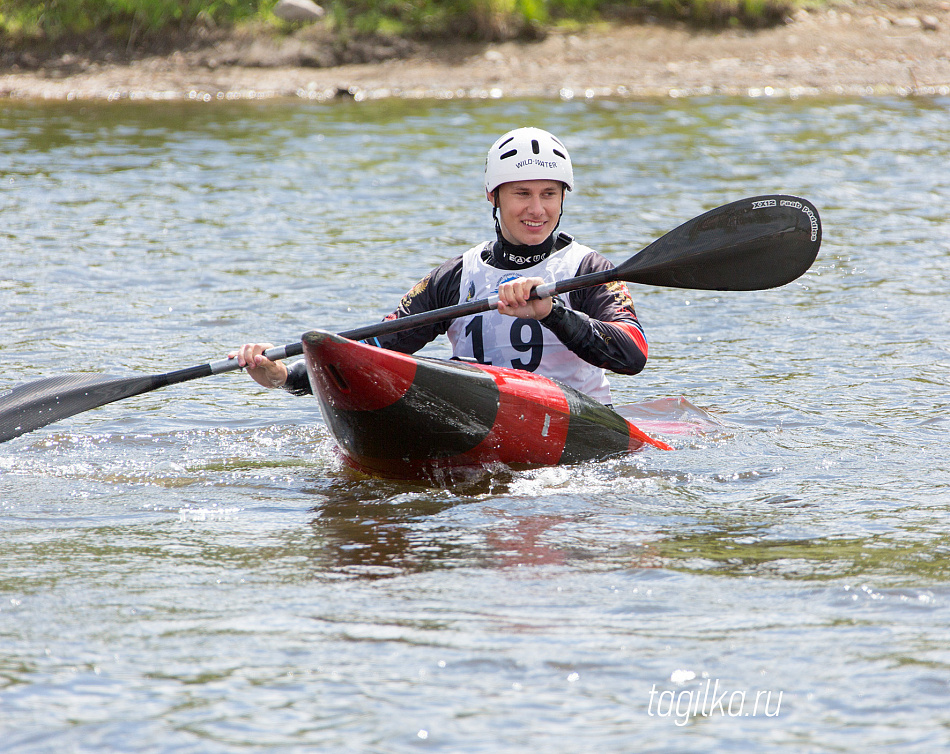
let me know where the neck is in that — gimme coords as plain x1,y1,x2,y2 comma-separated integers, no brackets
491,230,556,270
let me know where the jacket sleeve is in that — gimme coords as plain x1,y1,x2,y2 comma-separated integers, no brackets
539,251,648,375
280,257,464,397
281,360,313,396
363,256,464,354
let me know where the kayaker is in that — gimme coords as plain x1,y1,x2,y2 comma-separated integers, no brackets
234,127,647,405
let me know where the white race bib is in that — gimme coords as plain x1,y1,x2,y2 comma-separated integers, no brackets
447,241,612,404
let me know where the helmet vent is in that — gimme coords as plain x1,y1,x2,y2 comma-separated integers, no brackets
498,137,515,149
553,149,566,159
531,139,540,154
499,149,517,160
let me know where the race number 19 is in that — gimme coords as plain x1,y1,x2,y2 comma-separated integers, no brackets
466,316,543,371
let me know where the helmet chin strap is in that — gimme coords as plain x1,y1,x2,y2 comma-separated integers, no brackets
492,188,502,236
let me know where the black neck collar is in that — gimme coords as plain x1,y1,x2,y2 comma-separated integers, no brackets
489,231,574,270
490,231,555,269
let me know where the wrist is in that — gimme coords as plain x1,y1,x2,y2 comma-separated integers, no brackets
539,297,563,324
270,364,288,388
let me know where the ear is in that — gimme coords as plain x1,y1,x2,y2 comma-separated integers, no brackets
486,189,496,207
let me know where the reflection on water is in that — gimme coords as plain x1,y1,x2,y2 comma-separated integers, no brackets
1,95,950,751
657,523,950,582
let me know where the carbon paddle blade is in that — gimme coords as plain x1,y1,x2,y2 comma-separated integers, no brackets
0,373,165,443
616,195,821,291
0,196,820,443
0,346,297,443
342,195,822,343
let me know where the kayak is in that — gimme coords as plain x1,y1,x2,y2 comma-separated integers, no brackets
0,195,818,450
301,329,672,481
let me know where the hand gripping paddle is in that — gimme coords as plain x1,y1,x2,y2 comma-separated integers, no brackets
0,195,821,442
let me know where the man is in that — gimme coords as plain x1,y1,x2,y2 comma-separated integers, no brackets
233,127,648,405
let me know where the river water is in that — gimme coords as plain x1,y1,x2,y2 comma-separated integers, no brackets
1,95,949,751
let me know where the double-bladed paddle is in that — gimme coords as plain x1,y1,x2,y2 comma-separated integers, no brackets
0,194,821,443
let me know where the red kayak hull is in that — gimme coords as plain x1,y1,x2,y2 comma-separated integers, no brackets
302,329,670,480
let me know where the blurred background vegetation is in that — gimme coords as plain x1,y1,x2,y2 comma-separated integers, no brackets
0,0,815,53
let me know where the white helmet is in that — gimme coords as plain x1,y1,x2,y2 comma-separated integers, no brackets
484,127,574,193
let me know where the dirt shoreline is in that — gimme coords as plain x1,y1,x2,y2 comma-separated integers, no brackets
2,1,950,102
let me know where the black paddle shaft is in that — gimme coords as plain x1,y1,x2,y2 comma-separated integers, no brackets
0,195,820,443
0,347,300,443
341,194,821,341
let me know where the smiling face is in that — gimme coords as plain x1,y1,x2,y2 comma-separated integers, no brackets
488,179,565,247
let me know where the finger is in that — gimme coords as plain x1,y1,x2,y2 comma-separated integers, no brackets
523,278,546,300
233,343,266,368
253,343,276,366
502,281,527,305
243,345,261,368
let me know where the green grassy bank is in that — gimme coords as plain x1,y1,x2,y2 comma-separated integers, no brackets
0,0,815,53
